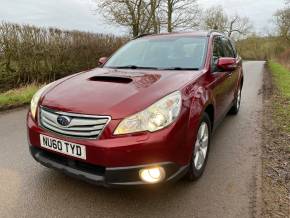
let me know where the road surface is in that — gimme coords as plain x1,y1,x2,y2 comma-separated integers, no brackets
0,61,264,218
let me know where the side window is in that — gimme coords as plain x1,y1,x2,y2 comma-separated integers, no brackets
221,37,235,58
211,37,224,71
229,39,237,57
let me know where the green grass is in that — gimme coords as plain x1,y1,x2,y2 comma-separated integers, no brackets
269,61,290,98
0,84,41,109
268,61,290,133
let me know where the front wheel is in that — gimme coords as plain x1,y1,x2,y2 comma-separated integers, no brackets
186,113,211,181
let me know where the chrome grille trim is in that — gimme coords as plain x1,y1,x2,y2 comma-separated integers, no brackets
39,107,111,139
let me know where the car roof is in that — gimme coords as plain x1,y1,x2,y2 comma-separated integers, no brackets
136,31,223,39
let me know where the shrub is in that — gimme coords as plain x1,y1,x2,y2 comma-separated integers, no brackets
236,35,290,62
0,22,127,92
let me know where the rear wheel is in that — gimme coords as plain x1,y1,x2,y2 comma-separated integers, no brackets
186,113,211,181
229,86,242,115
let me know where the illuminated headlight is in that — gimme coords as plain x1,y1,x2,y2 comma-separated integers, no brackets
114,91,182,135
30,83,53,119
139,167,165,184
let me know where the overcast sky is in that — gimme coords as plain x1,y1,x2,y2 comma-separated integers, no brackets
0,0,286,34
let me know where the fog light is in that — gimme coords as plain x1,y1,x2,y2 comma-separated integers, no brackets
139,167,165,184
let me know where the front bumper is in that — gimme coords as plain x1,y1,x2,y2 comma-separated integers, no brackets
27,106,193,186
29,146,188,187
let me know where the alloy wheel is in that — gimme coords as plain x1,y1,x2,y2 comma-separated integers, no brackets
194,122,209,170
236,88,242,110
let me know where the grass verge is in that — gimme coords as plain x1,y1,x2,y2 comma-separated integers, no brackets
262,61,290,217
269,61,290,98
268,61,290,133
0,84,41,111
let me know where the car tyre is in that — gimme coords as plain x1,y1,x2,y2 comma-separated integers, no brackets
186,113,211,181
229,85,242,115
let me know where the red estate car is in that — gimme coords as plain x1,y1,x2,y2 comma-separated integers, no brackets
27,31,243,187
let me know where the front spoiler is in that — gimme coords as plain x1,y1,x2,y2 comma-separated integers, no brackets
29,145,189,187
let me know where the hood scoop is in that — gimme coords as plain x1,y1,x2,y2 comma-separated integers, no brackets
89,76,133,84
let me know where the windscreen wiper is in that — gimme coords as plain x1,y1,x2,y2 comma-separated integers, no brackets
112,65,159,70
162,67,200,70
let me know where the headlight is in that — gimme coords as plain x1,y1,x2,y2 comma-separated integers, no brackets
30,83,53,119
114,91,182,135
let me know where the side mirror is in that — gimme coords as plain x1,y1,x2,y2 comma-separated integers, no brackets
98,57,108,66
217,57,237,71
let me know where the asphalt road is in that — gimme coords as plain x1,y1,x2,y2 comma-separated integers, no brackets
0,61,264,218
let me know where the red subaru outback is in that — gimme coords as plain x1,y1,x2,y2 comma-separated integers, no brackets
27,31,243,187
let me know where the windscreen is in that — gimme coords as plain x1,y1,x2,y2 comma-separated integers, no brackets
104,36,208,70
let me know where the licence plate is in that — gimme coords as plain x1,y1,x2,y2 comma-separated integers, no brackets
40,134,86,160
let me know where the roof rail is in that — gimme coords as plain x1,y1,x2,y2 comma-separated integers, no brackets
134,33,154,39
207,30,224,36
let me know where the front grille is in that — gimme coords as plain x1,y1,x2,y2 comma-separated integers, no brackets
39,107,111,139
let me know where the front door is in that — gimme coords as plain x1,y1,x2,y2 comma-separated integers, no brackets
208,36,235,121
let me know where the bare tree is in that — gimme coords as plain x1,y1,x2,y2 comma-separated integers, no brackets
162,0,200,32
202,6,228,32
96,0,200,36
226,15,252,37
96,0,157,37
274,7,290,41
202,6,252,38
149,0,162,33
